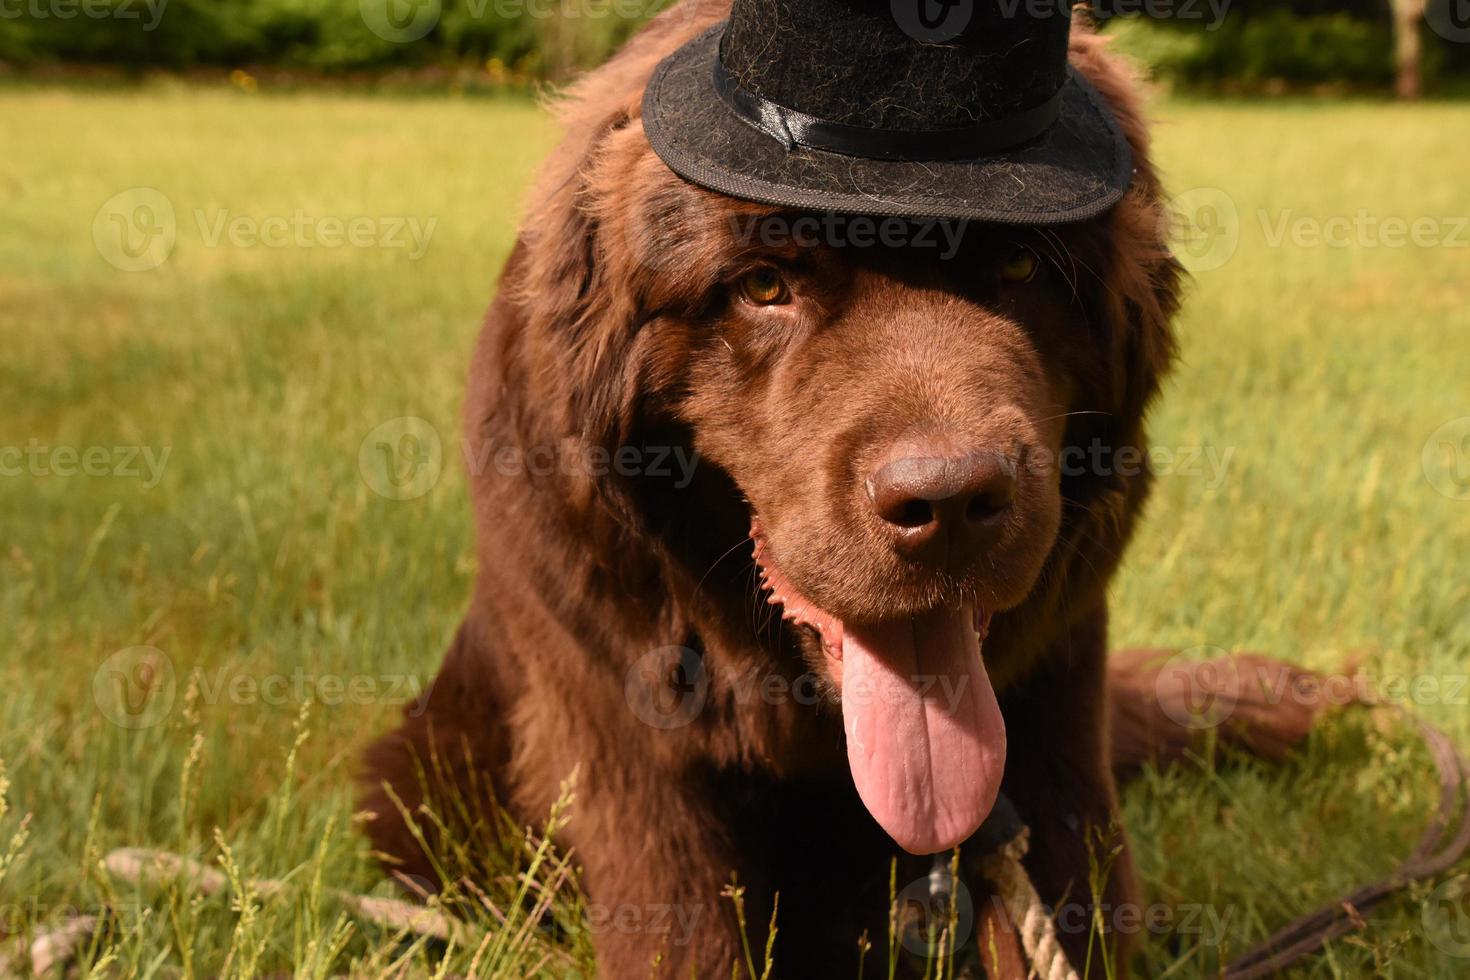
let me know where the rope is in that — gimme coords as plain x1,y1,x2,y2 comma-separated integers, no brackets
973,704,1470,980
5,849,470,975
12,707,1465,980
979,827,1079,980
1220,706,1470,979
104,847,470,943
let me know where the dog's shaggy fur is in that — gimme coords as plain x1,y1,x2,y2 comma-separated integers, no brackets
360,4,1317,976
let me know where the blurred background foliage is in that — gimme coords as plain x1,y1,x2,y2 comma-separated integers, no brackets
0,0,672,81
1099,0,1470,92
1,0,1469,90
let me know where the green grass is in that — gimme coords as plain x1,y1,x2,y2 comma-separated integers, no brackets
1,83,1468,977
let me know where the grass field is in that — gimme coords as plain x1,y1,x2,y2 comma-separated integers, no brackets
1,82,1469,977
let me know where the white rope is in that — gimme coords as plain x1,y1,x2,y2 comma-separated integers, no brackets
0,847,472,975
103,847,468,943
979,828,1079,980
16,842,1079,979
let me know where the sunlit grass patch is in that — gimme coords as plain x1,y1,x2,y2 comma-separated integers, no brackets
1,85,1467,976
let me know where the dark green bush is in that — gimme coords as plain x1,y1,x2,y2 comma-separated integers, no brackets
0,0,666,75
1099,0,1467,90
1173,11,1397,86
0,0,1465,86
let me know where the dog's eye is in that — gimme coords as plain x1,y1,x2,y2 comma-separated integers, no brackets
999,248,1039,284
738,266,790,306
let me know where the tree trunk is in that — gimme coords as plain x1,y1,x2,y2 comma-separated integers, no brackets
1395,0,1426,99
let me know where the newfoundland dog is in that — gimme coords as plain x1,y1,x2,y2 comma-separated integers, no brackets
361,2,1312,976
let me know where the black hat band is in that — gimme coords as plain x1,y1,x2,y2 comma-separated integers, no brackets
711,55,1064,163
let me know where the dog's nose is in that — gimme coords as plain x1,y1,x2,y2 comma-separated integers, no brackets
866,446,1016,567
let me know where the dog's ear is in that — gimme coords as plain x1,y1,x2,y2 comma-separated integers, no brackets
1069,25,1182,450
513,118,647,457
506,4,726,521
514,0,721,328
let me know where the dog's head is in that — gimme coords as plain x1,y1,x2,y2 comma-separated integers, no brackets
688,212,1077,620
501,9,1180,854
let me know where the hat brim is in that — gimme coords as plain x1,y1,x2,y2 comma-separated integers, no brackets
642,24,1131,225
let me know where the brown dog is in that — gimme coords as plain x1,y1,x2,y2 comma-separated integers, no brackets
361,3,1314,976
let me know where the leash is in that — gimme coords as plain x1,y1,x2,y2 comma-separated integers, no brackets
1220,705,1470,978
15,710,1467,978
974,704,1470,979
979,828,1079,980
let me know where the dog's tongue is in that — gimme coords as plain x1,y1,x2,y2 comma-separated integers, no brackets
840,606,1006,855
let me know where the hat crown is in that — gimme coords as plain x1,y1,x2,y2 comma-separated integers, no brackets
721,0,1072,133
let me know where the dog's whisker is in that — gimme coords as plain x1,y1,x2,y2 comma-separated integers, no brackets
694,533,762,601
1033,409,1114,425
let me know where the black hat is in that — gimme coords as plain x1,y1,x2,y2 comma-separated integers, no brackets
642,0,1131,224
